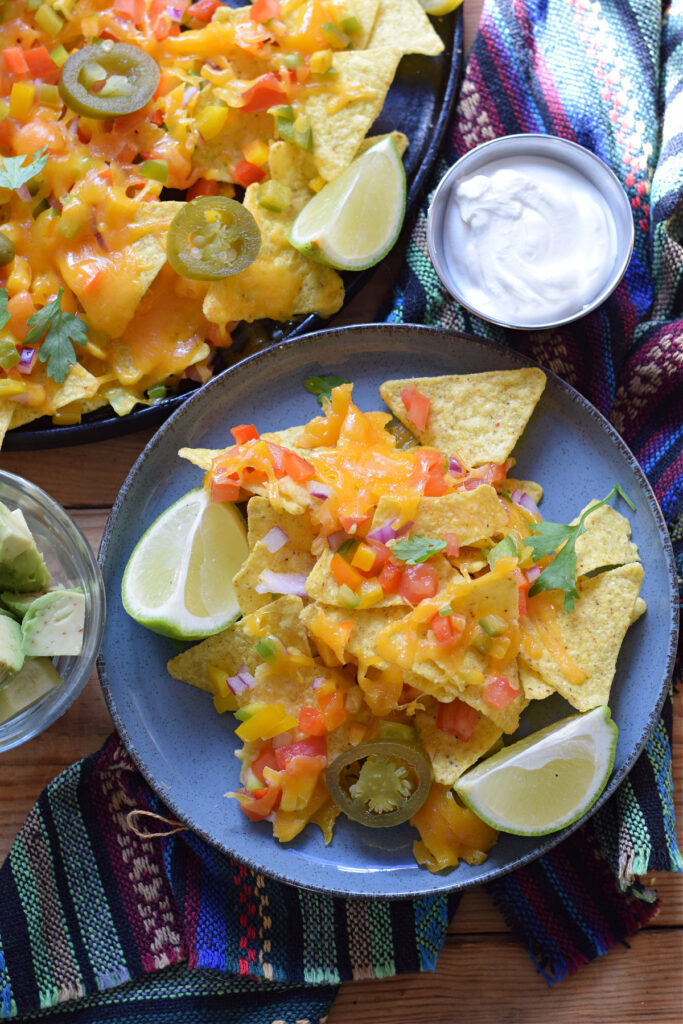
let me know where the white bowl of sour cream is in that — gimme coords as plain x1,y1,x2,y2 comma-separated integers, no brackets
427,134,634,330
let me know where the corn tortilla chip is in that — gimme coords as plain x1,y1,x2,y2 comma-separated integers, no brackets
246,495,315,553
518,662,554,701
372,486,507,548
519,562,644,711
414,699,502,785
300,601,406,673
631,596,647,623
368,0,445,56
404,663,526,734
233,539,315,615
573,501,640,577
380,368,547,468
305,548,456,607
498,478,543,506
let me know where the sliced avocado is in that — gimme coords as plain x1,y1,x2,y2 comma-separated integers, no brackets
1,589,50,619
0,504,51,593
21,589,85,657
0,657,62,725
0,614,24,686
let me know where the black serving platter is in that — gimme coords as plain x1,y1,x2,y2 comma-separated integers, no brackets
5,9,464,451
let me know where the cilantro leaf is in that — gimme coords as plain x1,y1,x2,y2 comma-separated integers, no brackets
0,146,48,192
25,289,88,383
527,484,635,612
391,534,447,565
0,288,9,332
304,374,351,405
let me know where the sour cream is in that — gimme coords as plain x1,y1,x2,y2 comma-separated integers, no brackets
444,156,618,327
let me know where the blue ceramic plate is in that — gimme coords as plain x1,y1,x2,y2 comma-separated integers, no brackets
97,325,678,899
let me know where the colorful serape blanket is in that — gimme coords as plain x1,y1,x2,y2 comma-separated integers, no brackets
1,0,682,1019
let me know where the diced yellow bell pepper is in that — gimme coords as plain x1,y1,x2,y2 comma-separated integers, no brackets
196,105,229,141
9,82,34,123
310,49,333,74
357,581,384,609
350,542,376,572
235,702,297,742
0,380,27,398
242,138,269,167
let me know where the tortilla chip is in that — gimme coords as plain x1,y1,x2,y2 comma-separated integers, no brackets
0,400,14,448
450,548,488,574
573,501,640,577
300,601,406,673
305,547,456,607
372,485,507,548
178,446,223,471
246,495,315,553
167,618,258,694
414,699,502,785
519,562,644,711
52,363,100,409
233,539,315,615
631,596,647,623
203,182,344,324
303,46,403,181
368,0,445,56
379,368,547,468
404,662,526,734
357,130,409,158
193,103,274,182
498,478,543,506
518,662,554,701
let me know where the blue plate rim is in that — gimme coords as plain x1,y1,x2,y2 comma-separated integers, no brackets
97,323,679,898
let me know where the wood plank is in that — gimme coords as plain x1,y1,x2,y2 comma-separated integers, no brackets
329,930,683,1024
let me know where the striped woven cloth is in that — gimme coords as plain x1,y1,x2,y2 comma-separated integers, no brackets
1,0,682,1019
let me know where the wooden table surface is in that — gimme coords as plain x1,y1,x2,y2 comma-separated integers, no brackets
1,2,682,1020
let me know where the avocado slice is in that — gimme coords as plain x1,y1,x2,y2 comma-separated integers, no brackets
0,657,62,725
21,589,85,657
0,614,24,686
0,504,51,593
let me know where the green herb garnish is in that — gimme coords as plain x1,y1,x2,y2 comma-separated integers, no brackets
527,484,636,612
303,374,351,405
25,288,88,383
391,534,447,565
0,288,10,332
0,146,48,192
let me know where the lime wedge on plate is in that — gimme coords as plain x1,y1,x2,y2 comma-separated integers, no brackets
289,136,406,271
121,488,248,640
419,0,464,15
453,706,618,836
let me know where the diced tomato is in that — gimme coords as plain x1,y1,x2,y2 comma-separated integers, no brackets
330,553,363,591
297,705,327,736
148,109,165,126
466,461,511,487
24,46,58,79
282,448,315,482
251,742,278,783
250,0,281,22
188,0,220,20
210,472,241,502
409,448,449,497
117,141,138,163
238,784,281,821
423,473,449,497
187,177,220,200
232,159,266,187
401,384,430,432
239,73,287,113
484,674,521,709
444,531,460,557
377,561,402,595
399,563,439,605
364,541,391,574
431,613,455,647
231,423,259,445
274,736,327,770
338,513,370,534
436,699,479,741
3,47,28,76
114,0,146,24
514,568,530,616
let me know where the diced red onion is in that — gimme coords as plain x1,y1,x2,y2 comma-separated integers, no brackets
182,85,199,108
16,184,31,202
511,489,541,518
463,478,485,490
307,479,333,500
311,677,326,690
449,457,463,474
17,348,37,374
94,229,108,252
255,569,308,596
272,731,294,749
367,518,414,544
262,526,289,553
47,192,63,213
168,5,185,21
526,565,541,583
226,664,257,696
326,530,347,552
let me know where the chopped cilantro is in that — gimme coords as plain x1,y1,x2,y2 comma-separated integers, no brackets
391,534,447,565
527,484,635,612
303,374,351,405
0,146,48,192
25,289,88,383
0,288,9,332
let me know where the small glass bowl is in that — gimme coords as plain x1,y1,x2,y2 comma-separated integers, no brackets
427,134,634,330
0,470,106,752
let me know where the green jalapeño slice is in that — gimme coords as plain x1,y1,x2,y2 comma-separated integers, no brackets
166,196,261,280
59,41,161,118
326,739,433,828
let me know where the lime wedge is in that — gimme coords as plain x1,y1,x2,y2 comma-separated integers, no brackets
453,706,618,836
121,488,248,640
419,0,464,15
289,136,406,271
